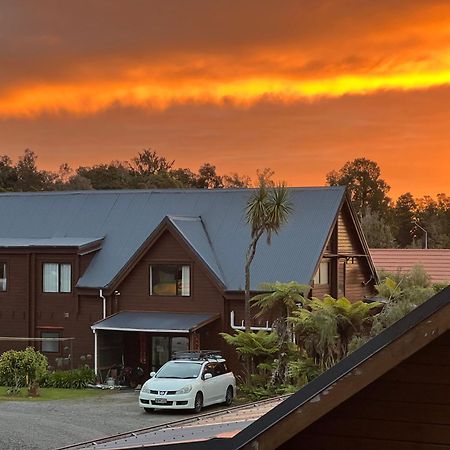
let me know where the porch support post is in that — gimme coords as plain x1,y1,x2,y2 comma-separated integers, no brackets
93,329,98,376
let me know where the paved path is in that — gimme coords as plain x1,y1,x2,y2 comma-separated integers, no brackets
0,390,198,450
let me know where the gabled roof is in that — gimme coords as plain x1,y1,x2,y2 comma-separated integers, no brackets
167,216,226,286
370,248,450,283
0,187,348,290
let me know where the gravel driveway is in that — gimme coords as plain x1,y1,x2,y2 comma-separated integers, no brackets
0,390,202,450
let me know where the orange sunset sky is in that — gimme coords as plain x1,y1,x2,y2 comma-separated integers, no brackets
1,0,450,198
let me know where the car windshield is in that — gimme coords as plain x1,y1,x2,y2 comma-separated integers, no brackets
156,362,202,379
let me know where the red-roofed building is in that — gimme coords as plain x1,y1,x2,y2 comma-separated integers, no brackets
370,248,450,283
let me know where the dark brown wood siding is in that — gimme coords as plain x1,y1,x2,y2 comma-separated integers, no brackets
280,330,450,449
0,254,30,354
117,230,225,317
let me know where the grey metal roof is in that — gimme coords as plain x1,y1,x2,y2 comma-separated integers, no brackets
91,311,219,333
168,216,226,286
0,237,102,248
0,187,346,290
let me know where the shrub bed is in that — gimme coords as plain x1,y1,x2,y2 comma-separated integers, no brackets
40,367,96,389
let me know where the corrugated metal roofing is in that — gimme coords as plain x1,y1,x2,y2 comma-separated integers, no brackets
370,248,450,283
0,187,346,290
0,237,102,248
90,311,218,333
168,216,226,286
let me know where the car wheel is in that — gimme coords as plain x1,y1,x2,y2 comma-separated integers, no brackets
224,386,233,406
193,392,203,414
144,407,154,414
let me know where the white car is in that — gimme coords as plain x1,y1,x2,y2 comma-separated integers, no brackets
139,354,236,413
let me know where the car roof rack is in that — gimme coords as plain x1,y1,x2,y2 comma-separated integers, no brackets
171,350,224,361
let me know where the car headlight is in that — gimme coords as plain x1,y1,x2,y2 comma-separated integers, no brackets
141,384,151,394
176,384,192,394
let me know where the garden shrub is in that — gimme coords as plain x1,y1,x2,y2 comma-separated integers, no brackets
41,366,95,389
0,347,48,395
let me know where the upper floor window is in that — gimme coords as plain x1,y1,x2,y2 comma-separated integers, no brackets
150,264,190,296
43,263,72,293
313,259,330,285
0,262,6,292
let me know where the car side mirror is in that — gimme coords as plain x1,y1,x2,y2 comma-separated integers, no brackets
149,371,156,378
203,372,213,380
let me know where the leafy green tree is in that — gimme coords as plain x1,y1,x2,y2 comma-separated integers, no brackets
360,208,395,248
392,192,416,247
290,296,380,370
371,265,436,335
223,172,251,188
244,183,292,331
326,157,391,218
196,163,224,189
170,167,198,187
76,162,131,190
251,282,309,384
129,149,175,177
15,149,57,191
0,155,18,191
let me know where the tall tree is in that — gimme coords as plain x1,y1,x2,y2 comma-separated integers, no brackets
244,183,292,331
0,155,18,191
15,149,57,191
392,192,416,247
360,208,395,248
196,163,224,189
326,157,391,218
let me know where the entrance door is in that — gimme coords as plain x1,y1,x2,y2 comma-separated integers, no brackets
151,336,189,371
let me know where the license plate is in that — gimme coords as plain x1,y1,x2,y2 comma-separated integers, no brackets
154,398,168,404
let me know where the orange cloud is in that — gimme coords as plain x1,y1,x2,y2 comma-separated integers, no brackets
1,1,450,117
2,51,450,117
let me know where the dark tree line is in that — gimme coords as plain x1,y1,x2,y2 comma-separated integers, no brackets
0,149,252,192
327,157,450,249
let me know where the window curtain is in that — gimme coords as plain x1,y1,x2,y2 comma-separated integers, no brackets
60,264,72,293
181,265,190,296
43,263,59,292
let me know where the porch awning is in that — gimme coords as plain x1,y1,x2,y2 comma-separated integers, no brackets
91,311,220,333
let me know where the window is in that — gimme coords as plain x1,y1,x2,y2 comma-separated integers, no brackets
150,265,190,296
0,263,6,292
41,331,60,353
313,259,330,285
43,263,72,293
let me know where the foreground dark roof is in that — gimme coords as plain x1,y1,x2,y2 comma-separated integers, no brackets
0,188,346,290
222,284,450,450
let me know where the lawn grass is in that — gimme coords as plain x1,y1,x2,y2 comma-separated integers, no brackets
0,386,114,401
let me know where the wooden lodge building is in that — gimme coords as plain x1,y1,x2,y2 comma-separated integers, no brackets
0,187,376,376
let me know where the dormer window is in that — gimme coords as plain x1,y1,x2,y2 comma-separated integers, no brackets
149,265,190,296
0,262,6,291
43,263,72,293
